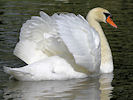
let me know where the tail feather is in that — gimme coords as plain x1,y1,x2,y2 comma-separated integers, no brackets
3,66,12,75
4,66,25,75
4,66,33,81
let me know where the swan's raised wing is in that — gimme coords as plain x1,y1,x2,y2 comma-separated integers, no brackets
14,12,75,65
14,12,56,64
52,13,101,72
14,11,100,73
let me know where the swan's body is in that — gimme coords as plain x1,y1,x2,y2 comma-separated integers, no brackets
4,56,87,81
4,8,117,81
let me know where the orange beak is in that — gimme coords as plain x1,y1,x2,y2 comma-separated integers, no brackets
106,16,117,28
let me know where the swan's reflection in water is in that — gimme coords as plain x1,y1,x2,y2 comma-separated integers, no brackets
100,73,114,100
3,74,113,100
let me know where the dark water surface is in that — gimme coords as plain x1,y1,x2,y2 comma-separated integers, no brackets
0,0,133,100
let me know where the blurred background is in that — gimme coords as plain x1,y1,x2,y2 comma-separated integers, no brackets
0,0,133,100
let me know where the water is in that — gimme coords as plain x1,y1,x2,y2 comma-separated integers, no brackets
0,0,133,100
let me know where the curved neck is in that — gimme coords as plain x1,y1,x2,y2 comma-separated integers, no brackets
87,14,113,73
87,14,103,35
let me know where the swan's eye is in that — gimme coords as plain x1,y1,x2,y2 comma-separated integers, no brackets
103,12,111,18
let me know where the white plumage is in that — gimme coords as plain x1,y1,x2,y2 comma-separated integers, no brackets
4,56,87,81
4,8,116,81
5,11,100,81
52,13,100,72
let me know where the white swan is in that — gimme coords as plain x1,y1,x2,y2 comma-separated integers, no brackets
4,7,117,81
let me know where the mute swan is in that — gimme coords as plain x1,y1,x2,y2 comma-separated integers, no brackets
4,7,117,81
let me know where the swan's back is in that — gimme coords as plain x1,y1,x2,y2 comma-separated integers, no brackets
14,11,101,73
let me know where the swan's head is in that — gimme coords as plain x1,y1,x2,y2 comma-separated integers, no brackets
87,7,117,28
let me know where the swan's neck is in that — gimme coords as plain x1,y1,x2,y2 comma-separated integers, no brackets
87,15,113,73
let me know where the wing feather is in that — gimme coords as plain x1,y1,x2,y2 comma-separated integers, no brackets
14,12,75,65
14,11,100,73
52,13,101,72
